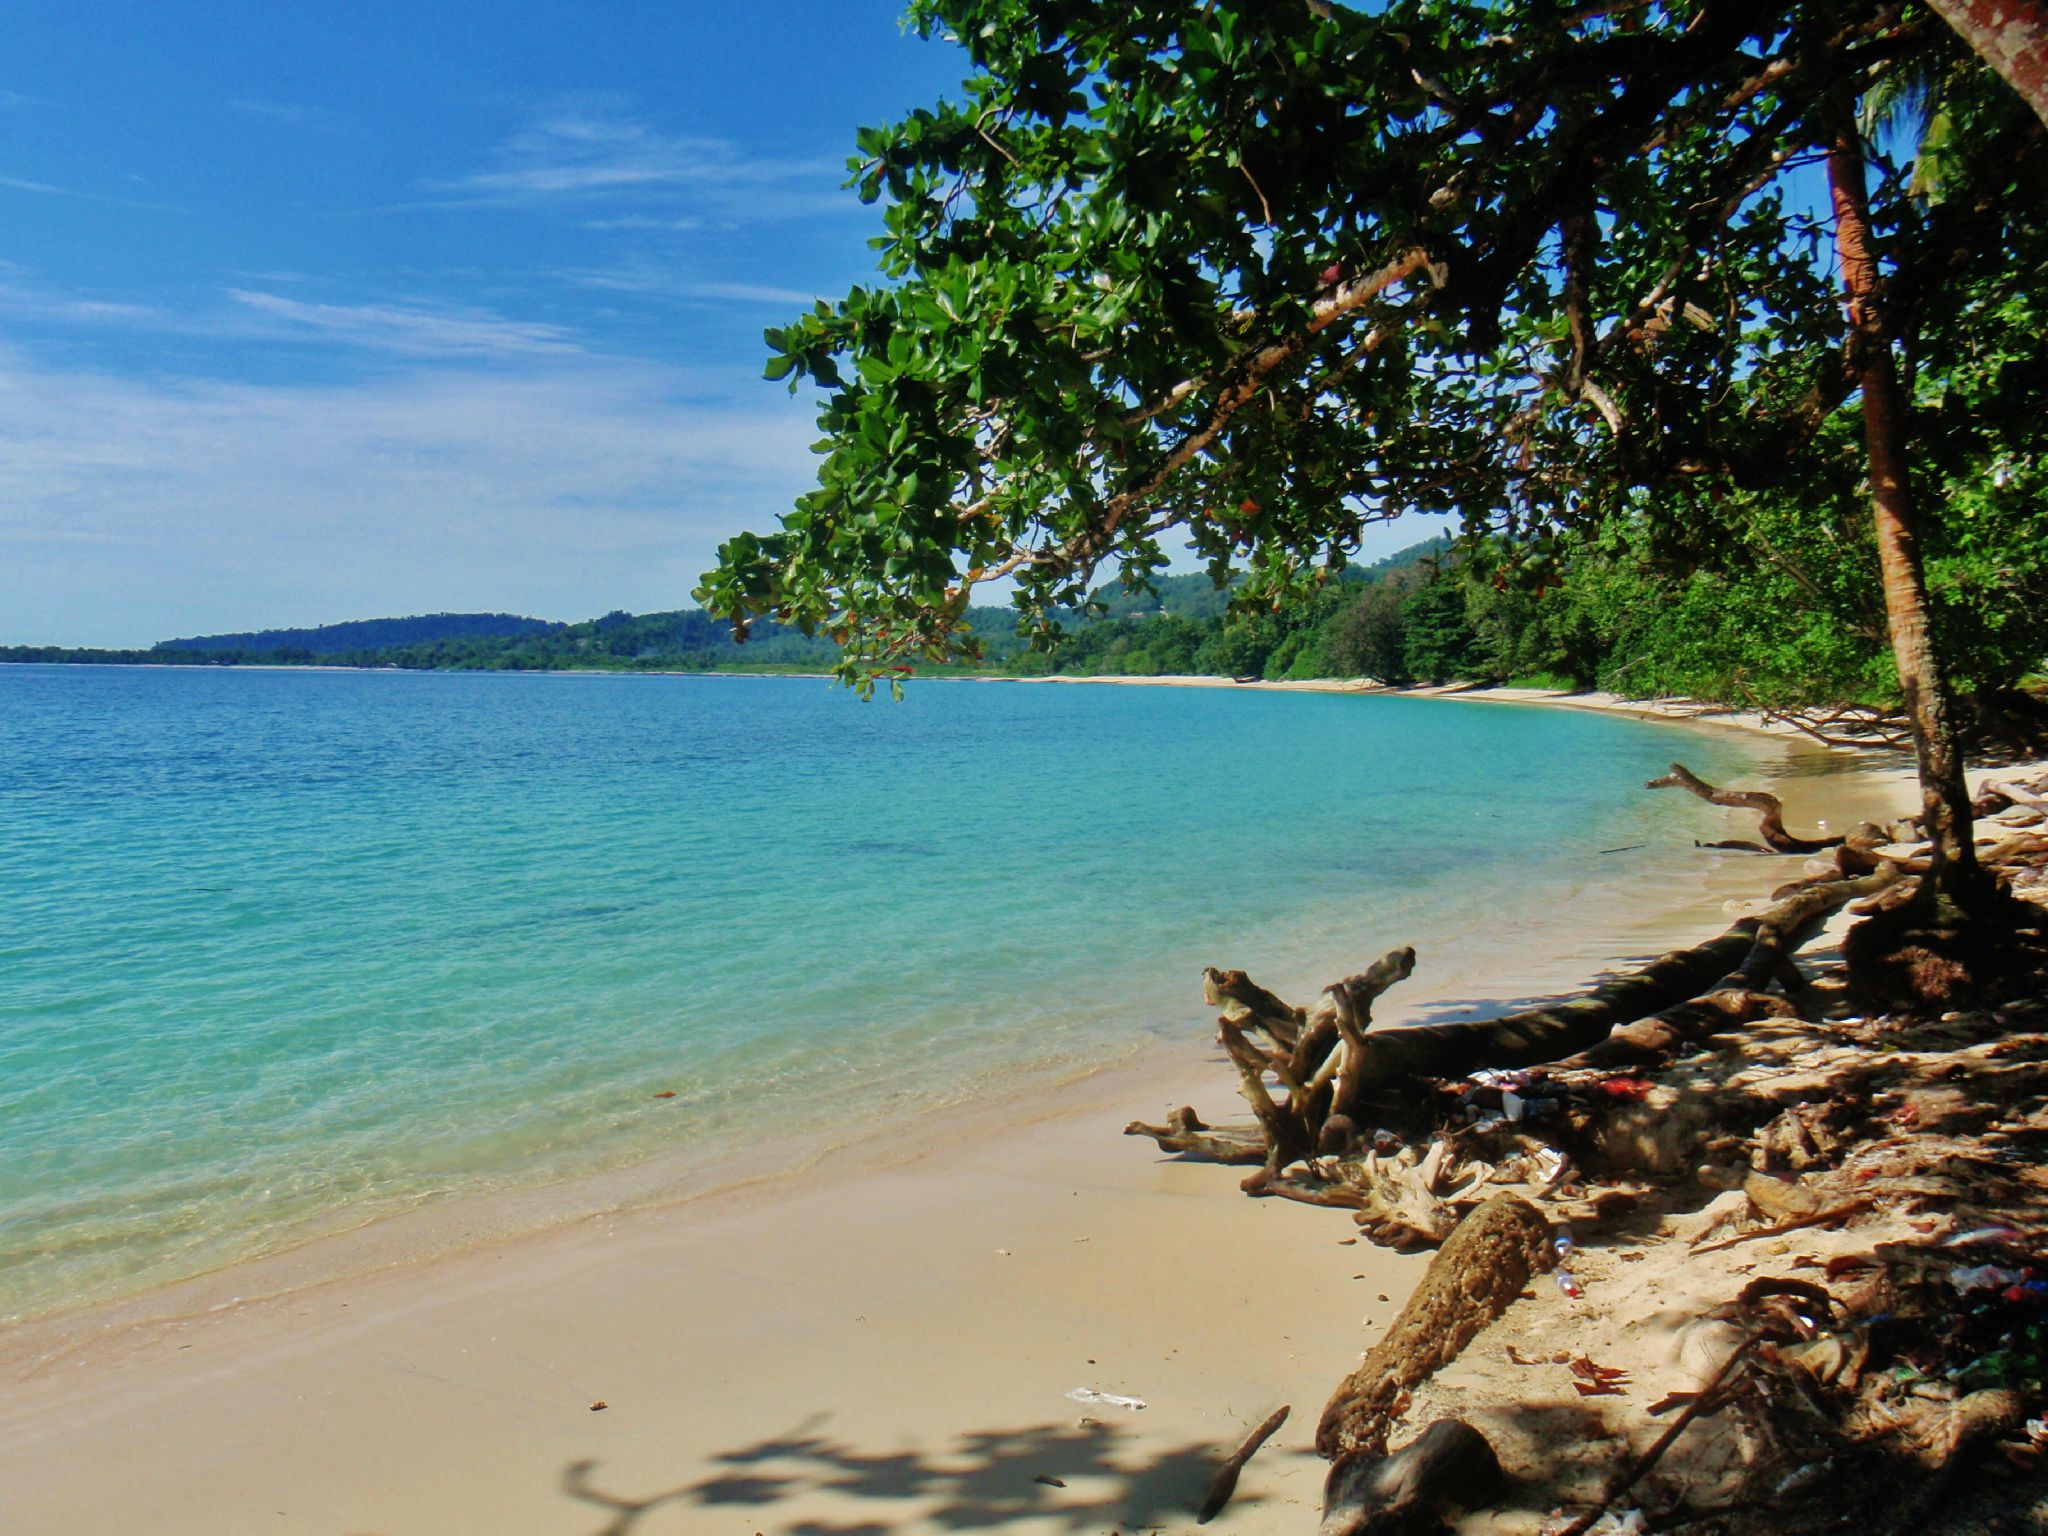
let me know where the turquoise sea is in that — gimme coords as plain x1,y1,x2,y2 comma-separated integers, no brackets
0,666,1765,1321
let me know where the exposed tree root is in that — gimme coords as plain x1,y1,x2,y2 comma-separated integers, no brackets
1120,1104,1265,1165
1843,882,2048,1011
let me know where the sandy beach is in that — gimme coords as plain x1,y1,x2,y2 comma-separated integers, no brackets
0,692,1928,1536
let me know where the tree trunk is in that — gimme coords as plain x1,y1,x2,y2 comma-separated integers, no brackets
1924,0,2048,132
1825,114,1989,915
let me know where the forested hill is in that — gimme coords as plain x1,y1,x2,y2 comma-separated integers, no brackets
1084,535,1451,621
154,613,563,655
6,529,2032,710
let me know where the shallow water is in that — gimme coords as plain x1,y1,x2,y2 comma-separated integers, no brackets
0,666,1766,1320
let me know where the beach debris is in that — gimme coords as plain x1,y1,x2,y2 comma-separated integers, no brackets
1066,1387,1145,1411
1542,1512,1645,1536
1943,1225,2030,1248
1195,1403,1290,1523
1553,1332,1763,1536
1594,1077,1654,1101
1952,1264,2027,1294
652,1090,676,1099
1569,1357,1631,1397
1032,1473,1067,1488
1122,761,2048,1530
588,1400,608,1412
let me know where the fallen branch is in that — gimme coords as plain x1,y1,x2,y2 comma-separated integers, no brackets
1133,867,1889,1179
1688,1196,1874,1254
1197,1403,1290,1523
1121,1105,1265,1164
1649,762,1845,853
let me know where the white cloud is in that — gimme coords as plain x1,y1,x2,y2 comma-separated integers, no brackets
415,103,850,222
0,172,186,213
227,98,346,131
0,345,820,647
0,278,163,327
225,290,585,358
582,215,705,232
563,266,821,308
685,281,825,306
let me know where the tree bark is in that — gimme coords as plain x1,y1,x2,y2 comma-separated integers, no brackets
1316,1193,1550,1458
1925,0,2048,131
1826,113,1988,914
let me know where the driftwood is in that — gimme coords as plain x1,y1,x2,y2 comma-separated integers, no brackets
1564,987,1794,1069
1648,762,1845,853
1120,1105,1266,1165
1317,1418,1503,1536
1130,759,2048,1534
1196,1404,1290,1523
1739,696,1914,752
1316,1194,1551,1458
1128,867,1890,1199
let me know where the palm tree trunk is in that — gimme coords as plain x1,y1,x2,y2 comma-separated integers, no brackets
1826,113,1987,909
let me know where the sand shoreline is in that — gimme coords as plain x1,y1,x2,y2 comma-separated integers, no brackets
0,692,1922,1536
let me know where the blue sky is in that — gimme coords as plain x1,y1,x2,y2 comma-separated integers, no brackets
0,2,973,645
1,2,1435,647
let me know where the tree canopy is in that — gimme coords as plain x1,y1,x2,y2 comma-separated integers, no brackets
698,0,2044,702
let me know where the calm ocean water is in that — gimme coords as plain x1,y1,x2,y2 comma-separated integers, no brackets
0,666,1763,1320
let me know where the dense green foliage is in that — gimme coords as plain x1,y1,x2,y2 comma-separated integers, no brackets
693,0,2047,712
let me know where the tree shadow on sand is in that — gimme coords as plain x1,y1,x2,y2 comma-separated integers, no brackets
562,1412,1271,1535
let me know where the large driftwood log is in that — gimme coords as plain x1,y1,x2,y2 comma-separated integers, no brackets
1648,761,1845,853
1316,1193,1551,1458
1320,874,1873,1093
1563,987,1794,1070
1129,864,1896,1187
